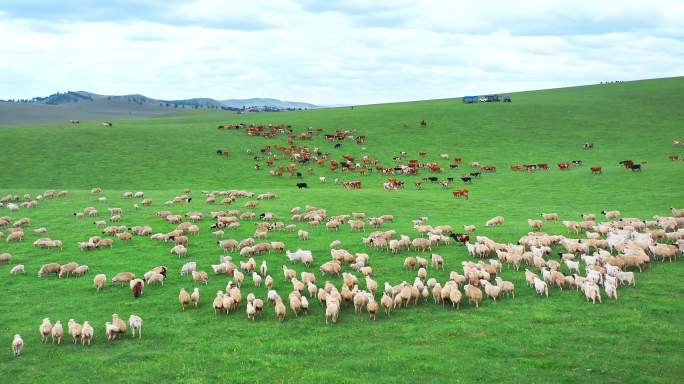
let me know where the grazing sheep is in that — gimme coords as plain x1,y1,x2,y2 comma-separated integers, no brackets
601,210,621,219
192,271,208,284
540,212,559,221
171,244,188,258
128,315,143,338
38,262,61,277
298,230,309,240
12,334,23,357
449,286,463,309
10,264,25,274
527,219,543,230
180,261,197,276
179,288,191,310
463,284,483,308
495,277,515,298
67,319,82,344
250,272,262,288
582,282,602,304
325,297,340,324
112,272,135,286
275,299,287,321
212,291,227,314
71,265,89,277
604,281,618,301
130,278,144,298
51,320,64,344
81,321,94,345
145,272,165,286
93,274,107,291
0,253,11,264
430,253,444,270
58,262,79,278
105,322,119,341
617,271,635,286
39,318,52,343
481,280,501,301
533,277,549,297
485,216,504,227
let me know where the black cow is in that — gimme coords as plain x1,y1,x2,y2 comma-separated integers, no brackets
629,164,642,171
334,143,342,149
427,176,438,182
470,172,481,178
461,176,472,183
296,172,303,178
572,160,583,166
296,182,308,189
447,177,454,182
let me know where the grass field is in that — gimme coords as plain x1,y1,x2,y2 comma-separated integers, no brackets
1,78,683,383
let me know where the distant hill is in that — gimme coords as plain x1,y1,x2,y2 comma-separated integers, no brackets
0,91,319,125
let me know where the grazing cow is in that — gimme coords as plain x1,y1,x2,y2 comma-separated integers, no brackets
461,176,472,183
102,121,113,127
511,165,524,171
414,182,423,189
557,163,570,170
668,155,679,161
420,120,427,127
334,143,342,149
629,164,642,172
619,160,634,168
583,142,593,149
590,166,602,174
452,188,469,199
296,183,308,189
538,163,549,170
571,160,583,167
470,172,481,178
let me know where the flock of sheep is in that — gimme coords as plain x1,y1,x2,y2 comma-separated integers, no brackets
2,183,683,357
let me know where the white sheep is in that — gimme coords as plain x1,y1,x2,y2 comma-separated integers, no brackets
12,334,23,357
81,321,94,345
532,277,548,297
128,315,143,338
10,264,25,274
485,216,504,227
180,261,197,276
93,274,107,291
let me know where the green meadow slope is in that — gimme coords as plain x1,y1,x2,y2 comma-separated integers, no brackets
0,78,683,383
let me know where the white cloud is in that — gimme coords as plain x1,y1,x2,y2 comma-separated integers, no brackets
0,1,682,104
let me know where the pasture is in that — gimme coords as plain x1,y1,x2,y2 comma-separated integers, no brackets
1,77,683,383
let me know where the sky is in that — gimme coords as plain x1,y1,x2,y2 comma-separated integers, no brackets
0,0,683,105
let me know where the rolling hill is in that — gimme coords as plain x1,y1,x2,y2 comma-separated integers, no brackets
0,91,319,126
0,77,682,383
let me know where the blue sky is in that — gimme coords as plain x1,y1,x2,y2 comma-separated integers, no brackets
0,0,683,104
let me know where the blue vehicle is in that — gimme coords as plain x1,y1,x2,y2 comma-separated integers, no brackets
463,96,477,103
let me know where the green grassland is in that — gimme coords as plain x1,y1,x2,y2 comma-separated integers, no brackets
0,78,683,383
